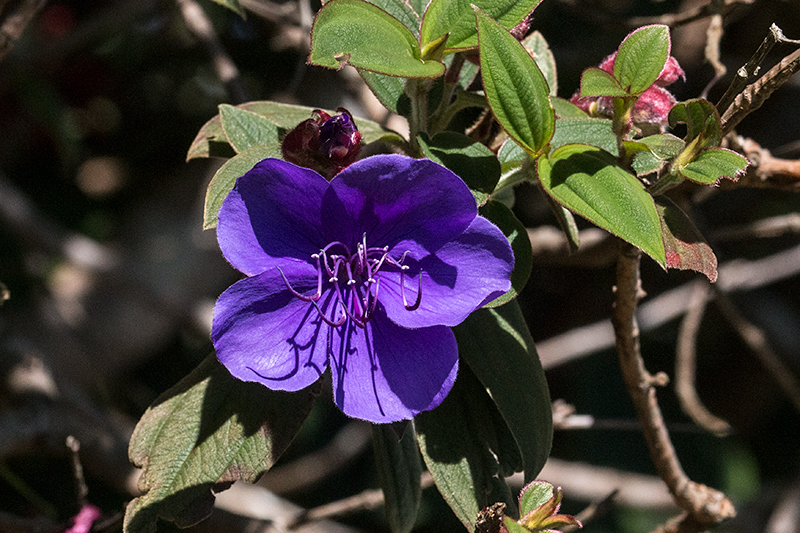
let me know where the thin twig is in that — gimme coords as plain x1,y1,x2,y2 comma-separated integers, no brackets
675,283,732,436
700,0,726,99
67,436,90,506
716,24,788,115
714,292,800,414
175,0,249,104
720,46,800,136
537,240,800,369
289,472,434,528
725,136,800,190
612,242,735,529
259,422,372,495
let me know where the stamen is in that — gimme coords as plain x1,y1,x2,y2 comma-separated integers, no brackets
283,238,424,329
399,265,423,311
277,266,320,302
311,299,347,327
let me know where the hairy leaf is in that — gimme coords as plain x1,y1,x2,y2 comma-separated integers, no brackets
373,424,422,533
678,147,748,185
203,144,282,230
309,0,444,78
188,101,398,161
416,363,519,529
613,24,670,95
218,104,280,153
550,117,617,155
364,0,422,38
418,131,500,205
655,196,718,282
458,301,553,481
537,144,666,267
477,8,554,156
522,31,557,96
124,355,316,533
421,0,543,52
579,67,627,97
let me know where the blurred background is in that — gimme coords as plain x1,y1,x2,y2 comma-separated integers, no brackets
1,0,799,531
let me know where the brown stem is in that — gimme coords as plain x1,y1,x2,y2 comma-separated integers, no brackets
675,283,732,436
612,243,736,529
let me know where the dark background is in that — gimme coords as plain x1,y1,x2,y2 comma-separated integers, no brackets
1,0,799,531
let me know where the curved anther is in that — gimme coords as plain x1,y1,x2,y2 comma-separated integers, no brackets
277,266,320,302
311,299,347,327
284,239,426,329
367,276,382,319
399,266,422,311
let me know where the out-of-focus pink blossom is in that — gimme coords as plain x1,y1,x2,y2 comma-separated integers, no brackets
570,52,684,130
63,504,101,533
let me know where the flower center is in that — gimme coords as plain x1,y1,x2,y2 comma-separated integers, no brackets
279,234,421,328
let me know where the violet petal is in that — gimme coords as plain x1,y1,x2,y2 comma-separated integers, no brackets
212,264,332,391
377,216,514,328
326,155,477,256
328,312,458,423
217,159,330,276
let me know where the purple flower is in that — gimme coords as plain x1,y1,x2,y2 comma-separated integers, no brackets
212,154,514,423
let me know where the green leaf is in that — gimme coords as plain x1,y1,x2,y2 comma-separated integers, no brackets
668,98,721,148
613,24,670,95
359,69,409,115
551,97,588,118
373,424,422,533
408,0,430,17
476,8,554,156
522,31,557,96
579,67,627,97
497,138,527,166
550,117,617,155
518,481,554,516
124,355,316,533
188,101,398,161
418,132,500,205
218,104,281,153
479,201,532,307
211,0,246,18
679,147,748,185
655,196,718,282
631,133,685,176
364,0,422,38
637,133,685,159
457,301,553,482
421,0,543,52
309,0,445,78
504,517,530,533
416,364,518,529
203,144,282,230
537,144,666,267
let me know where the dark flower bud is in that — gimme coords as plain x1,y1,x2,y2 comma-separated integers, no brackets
281,108,362,179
